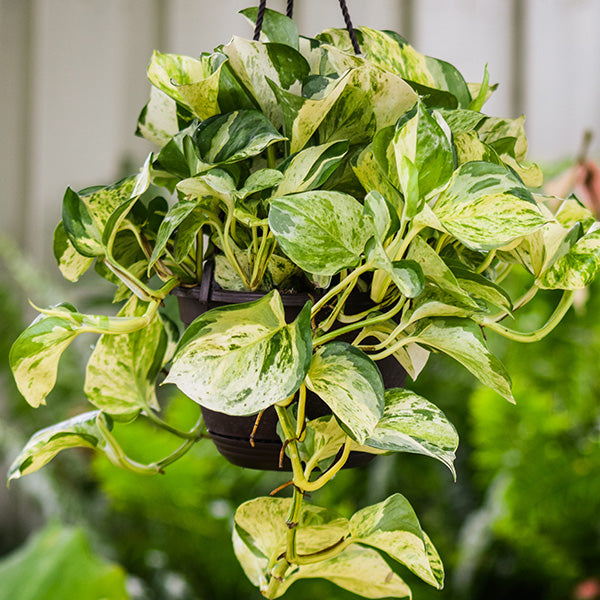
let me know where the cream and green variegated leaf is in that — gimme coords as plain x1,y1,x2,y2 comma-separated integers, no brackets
319,27,434,88
366,389,459,477
240,7,299,50
306,342,384,444
84,296,168,419
53,222,94,282
537,224,600,290
101,154,152,255
432,162,546,251
277,545,412,599
223,37,309,128
411,317,514,402
353,146,404,214
364,191,400,242
136,86,180,147
477,115,528,161
393,102,454,204
8,411,107,483
438,108,486,135
406,235,479,309
10,302,159,408
468,64,490,111
555,196,597,230
317,64,418,147
404,287,478,324
349,493,444,588
165,292,312,415
238,168,284,199
177,168,237,211
61,187,104,257
192,110,286,165
148,201,198,272
269,191,369,276
453,131,503,167
448,263,513,313
233,497,350,590
275,141,349,196
366,238,424,299
146,51,221,121
213,253,252,291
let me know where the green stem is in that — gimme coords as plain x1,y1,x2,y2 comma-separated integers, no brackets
267,145,277,169
479,290,575,343
285,487,304,564
311,263,373,318
143,408,205,441
316,277,358,333
369,335,418,361
476,249,496,274
222,210,251,289
264,560,290,599
250,226,271,289
312,298,405,347
295,384,306,441
488,285,539,323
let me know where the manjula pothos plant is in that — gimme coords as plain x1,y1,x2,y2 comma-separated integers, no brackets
8,7,600,599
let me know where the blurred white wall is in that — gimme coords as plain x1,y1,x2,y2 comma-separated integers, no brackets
1,0,599,266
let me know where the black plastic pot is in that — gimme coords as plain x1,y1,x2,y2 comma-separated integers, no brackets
172,261,405,471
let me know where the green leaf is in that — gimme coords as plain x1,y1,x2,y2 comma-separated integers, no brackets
438,108,486,135
406,235,478,308
148,201,198,271
10,303,156,408
366,239,425,298
0,524,128,600
61,187,104,257
276,141,349,196
393,103,454,203
223,37,310,128
147,50,221,120
468,64,490,112
353,145,403,213
432,162,546,251
174,208,209,263
317,64,418,146
364,191,400,242
412,317,514,402
349,493,444,588
279,545,412,599
537,225,600,289
84,296,167,419
136,86,179,146
453,131,503,167
193,110,286,164
240,7,299,50
269,191,369,276
165,292,312,415
53,221,94,282
366,389,458,476
424,55,472,108
477,115,528,161
449,263,513,313
239,168,284,198
306,342,384,444
8,411,105,482
405,286,478,324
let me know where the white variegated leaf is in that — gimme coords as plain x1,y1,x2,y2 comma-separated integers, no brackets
366,389,458,476
84,296,168,418
432,162,547,251
306,342,384,444
349,493,444,589
165,292,312,415
412,317,513,402
53,222,94,282
269,191,369,276
136,86,179,147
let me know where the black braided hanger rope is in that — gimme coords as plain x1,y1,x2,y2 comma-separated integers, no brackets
253,0,361,54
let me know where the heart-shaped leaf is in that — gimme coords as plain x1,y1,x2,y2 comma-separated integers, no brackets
349,493,444,588
306,342,384,444
165,292,312,415
269,191,369,276
366,389,459,476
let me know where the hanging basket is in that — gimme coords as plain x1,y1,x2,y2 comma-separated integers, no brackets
172,262,405,470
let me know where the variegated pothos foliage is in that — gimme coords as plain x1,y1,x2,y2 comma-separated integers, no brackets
9,6,600,600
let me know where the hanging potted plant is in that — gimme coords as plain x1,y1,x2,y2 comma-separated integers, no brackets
8,2,600,598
